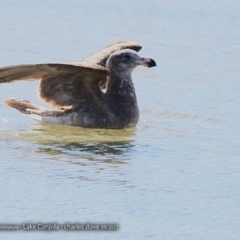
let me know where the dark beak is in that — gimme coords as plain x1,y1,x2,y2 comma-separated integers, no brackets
146,58,157,68
136,57,157,68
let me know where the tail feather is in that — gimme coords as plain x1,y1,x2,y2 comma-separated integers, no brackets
5,99,40,113
4,98,57,122
4,98,74,124
5,99,40,121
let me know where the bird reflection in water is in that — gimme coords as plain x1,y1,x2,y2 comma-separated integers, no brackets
30,123,136,165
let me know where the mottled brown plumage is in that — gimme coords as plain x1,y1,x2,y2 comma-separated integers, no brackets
0,41,156,129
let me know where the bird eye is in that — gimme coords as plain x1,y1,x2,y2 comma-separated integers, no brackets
122,54,131,60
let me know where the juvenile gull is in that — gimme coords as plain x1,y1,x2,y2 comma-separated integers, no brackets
0,41,156,129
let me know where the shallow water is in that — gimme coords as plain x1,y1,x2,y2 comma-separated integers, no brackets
0,0,240,239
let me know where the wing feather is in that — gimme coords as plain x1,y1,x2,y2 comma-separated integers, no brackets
80,41,142,66
0,63,108,110
0,41,142,113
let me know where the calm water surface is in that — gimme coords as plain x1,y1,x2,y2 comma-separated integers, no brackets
0,1,240,239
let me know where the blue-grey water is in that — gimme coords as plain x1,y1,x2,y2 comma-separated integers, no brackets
0,0,240,239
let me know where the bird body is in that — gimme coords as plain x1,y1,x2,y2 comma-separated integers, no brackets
0,41,156,129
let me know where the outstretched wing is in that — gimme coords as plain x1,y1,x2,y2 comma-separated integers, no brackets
0,63,108,111
0,41,142,112
80,41,142,66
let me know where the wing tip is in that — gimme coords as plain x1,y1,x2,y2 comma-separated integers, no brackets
107,40,142,52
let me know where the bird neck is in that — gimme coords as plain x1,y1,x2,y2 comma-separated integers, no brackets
106,71,136,100
104,72,139,127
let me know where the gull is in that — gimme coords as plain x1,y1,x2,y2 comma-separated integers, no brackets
0,41,156,129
